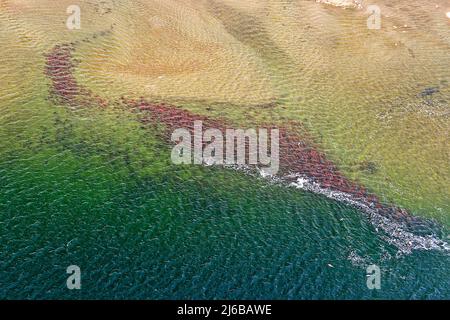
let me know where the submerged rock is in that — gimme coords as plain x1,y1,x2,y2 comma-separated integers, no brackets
359,161,378,174
420,86,440,97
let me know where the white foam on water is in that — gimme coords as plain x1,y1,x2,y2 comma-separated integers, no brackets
285,174,450,255
348,251,371,267
213,164,449,255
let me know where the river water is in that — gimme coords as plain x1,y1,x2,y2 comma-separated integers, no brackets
0,0,449,299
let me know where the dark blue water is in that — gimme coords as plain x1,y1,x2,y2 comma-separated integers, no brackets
1,134,449,299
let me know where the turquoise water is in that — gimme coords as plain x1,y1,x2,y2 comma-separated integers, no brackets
0,108,448,299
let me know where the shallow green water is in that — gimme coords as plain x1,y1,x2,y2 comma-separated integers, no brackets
0,106,449,299
0,0,449,300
